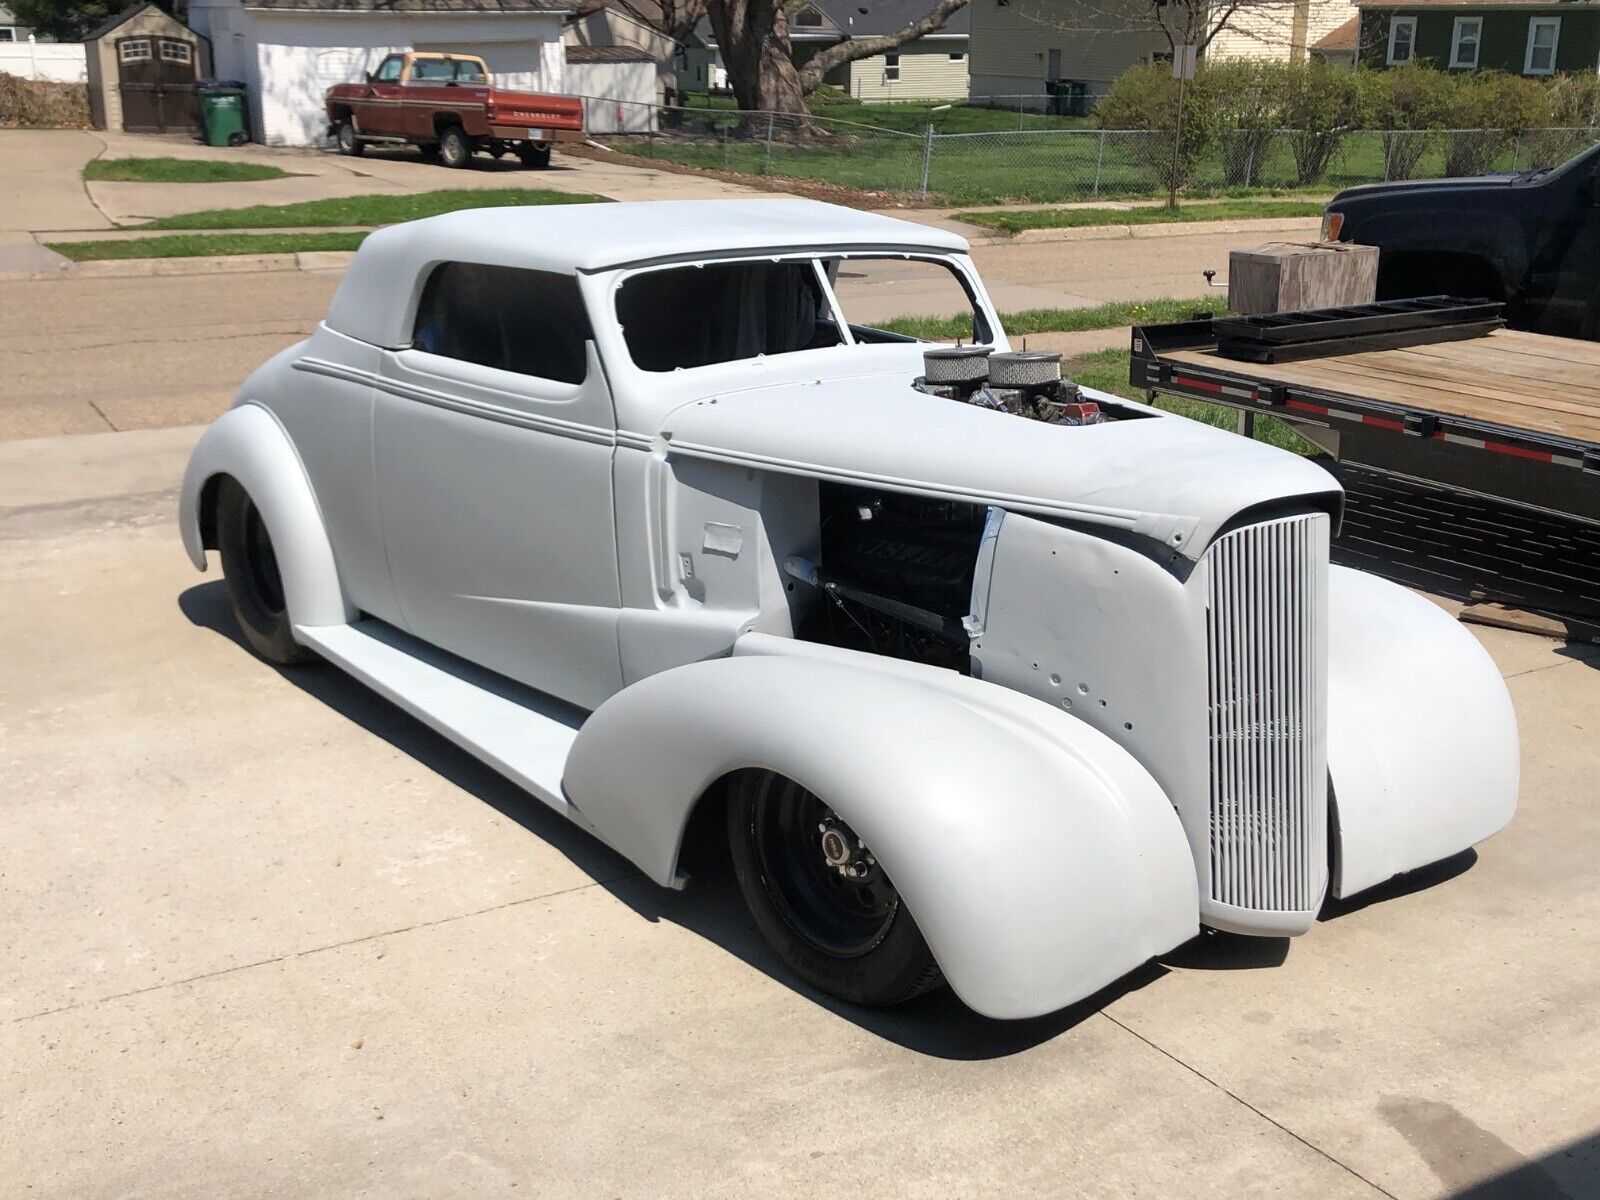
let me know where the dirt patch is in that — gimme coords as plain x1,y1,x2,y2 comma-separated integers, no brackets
0,73,91,130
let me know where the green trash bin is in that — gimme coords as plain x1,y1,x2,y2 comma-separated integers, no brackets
196,80,250,148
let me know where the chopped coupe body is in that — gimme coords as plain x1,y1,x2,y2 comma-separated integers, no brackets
180,200,1519,1019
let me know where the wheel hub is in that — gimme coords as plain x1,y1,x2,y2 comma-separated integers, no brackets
816,814,878,880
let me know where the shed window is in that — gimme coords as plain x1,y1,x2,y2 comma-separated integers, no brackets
1386,16,1416,65
412,263,591,385
1450,16,1482,69
1525,17,1560,75
119,39,152,63
884,52,900,81
159,40,192,64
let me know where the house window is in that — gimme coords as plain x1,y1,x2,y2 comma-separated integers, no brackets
119,39,153,63
949,51,965,60
1525,16,1560,75
1450,16,1482,69
159,40,192,64
1386,16,1416,65
0,26,16,42
794,6,824,27
884,52,900,82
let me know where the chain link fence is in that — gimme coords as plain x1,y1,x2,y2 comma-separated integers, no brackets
586,98,1600,206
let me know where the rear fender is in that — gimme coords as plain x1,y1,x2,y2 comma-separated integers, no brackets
179,403,354,629
1326,567,1518,898
563,636,1197,1020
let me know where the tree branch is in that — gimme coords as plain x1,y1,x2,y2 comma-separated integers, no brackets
797,0,969,92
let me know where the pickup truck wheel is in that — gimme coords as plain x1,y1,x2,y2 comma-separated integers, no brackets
517,143,552,170
726,771,944,1007
335,118,362,157
439,126,472,169
215,478,311,666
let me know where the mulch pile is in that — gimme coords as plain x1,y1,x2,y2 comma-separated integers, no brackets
0,72,92,129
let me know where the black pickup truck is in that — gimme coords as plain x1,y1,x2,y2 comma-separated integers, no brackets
1322,139,1600,340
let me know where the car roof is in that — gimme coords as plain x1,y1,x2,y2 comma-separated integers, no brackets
324,199,970,348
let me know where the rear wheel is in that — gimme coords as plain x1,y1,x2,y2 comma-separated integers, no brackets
726,771,943,1007
438,125,472,169
518,142,552,170
335,117,362,156
216,478,311,666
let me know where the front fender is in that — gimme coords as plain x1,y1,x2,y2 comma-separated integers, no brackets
1327,567,1519,898
563,637,1197,1020
179,403,354,629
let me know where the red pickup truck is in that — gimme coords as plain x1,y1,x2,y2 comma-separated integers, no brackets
325,51,584,170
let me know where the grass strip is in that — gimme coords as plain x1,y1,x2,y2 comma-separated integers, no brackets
878,296,1224,342
140,187,607,230
951,200,1325,234
84,157,294,184
46,231,369,262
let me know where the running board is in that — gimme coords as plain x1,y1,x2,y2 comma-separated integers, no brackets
294,620,588,824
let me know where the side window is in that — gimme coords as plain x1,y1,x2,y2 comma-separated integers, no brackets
412,262,591,386
373,54,404,82
411,57,456,82
455,59,487,83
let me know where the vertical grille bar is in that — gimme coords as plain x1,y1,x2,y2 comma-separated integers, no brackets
1204,513,1328,915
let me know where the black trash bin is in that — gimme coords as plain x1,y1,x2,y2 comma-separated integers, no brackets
196,79,251,147
1046,79,1088,118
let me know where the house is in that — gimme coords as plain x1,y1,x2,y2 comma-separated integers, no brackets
969,0,1357,110
185,0,572,147
563,0,677,100
690,0,969,103
1356,0,1600,75
0,4,38,41
1311,14,1361,66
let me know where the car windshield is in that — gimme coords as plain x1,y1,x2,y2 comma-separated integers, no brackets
614,254,987,373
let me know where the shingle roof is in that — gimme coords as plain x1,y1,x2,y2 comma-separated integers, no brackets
565,42,655,60
801,0,968,39
1313,14,1359,51
243,0,573,12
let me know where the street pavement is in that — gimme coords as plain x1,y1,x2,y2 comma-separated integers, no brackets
1,426,1597,1198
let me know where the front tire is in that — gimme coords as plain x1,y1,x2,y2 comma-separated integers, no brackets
726,771,943,1007
216,478,311,666
438,125,472,169
335,118,362,156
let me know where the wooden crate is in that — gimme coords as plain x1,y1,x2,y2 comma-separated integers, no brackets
1229,241,1379,316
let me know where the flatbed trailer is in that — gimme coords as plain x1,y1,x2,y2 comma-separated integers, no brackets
1130,301,1600,526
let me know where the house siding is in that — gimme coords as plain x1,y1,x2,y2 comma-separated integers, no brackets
969,0,1167,106
840,40,969,101
1210,0,1359,62
1360,7,1600,73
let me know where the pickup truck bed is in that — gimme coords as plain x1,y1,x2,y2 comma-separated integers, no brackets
1132,308,1600,525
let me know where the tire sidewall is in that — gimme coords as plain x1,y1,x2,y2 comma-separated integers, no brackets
337,120,361,156
440,127,471,168
726,773,942,1007
216,479,308,666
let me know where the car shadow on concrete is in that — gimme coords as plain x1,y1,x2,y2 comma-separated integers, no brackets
179,578,1245,1060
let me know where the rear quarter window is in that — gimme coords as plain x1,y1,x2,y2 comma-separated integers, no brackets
412,262,592,386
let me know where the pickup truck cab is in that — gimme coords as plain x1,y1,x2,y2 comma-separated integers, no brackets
1323,138,1600,340
324,51,583,170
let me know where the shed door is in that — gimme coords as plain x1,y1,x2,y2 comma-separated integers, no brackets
116,36,198,132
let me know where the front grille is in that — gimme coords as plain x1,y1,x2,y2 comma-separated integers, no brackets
1204,513,1329,914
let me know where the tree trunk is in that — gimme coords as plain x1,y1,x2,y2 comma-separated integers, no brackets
796,0,969,93
706,0,810,116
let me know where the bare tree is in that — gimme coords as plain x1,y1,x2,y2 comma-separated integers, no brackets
707,0,970,116
1002,0,1310,63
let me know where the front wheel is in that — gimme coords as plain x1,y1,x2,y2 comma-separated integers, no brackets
438,125,472,169
517,142,552,170
335,118,362,156
726,771,943,1007
216,478,311,666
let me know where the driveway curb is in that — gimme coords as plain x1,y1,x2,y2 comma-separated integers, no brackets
0,250,359,282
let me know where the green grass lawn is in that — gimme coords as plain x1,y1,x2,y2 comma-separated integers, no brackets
46,231,369,262
878,296,1224,342
140,187,607,230
84,157,293,183
954,199,1325,234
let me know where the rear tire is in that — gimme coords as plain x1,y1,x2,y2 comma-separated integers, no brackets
216,478,311,666
439,125,472,169
335,118,362,156
726,771,943,1007
518,143,552,170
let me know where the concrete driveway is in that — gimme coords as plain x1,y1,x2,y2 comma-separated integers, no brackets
1,421,1598,1198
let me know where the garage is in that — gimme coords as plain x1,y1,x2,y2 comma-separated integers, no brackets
184,0,572,147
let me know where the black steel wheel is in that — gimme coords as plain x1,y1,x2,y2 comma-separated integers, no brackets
727,771,943,1006
215,477,311,666
439,125,472,169
335,118,362,156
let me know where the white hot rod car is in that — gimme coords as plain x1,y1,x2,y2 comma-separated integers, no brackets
180,200,1519,1019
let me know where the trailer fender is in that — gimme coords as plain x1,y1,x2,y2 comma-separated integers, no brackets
179,403,354,629
564,643,1198,1020
1326,566,1519,899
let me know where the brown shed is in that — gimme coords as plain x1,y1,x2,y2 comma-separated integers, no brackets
84,3,212,134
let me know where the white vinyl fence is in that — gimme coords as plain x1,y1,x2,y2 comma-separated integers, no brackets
0,39,88,84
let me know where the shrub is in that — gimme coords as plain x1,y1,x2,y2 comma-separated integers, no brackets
0,71,91,129
1095,63,1220,193
1279,61,1361,186
1545,72,1600,128
1440,71,1553,175
1359,63,1452,179
1204,60,1287,188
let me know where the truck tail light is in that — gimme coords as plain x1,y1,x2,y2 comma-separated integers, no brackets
486,98,496,119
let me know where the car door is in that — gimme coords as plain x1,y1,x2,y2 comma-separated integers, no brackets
403,55,454,139
356,52,404,135
373,261,624,710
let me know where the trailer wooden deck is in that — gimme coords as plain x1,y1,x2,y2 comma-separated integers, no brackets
1131,313,1600,526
